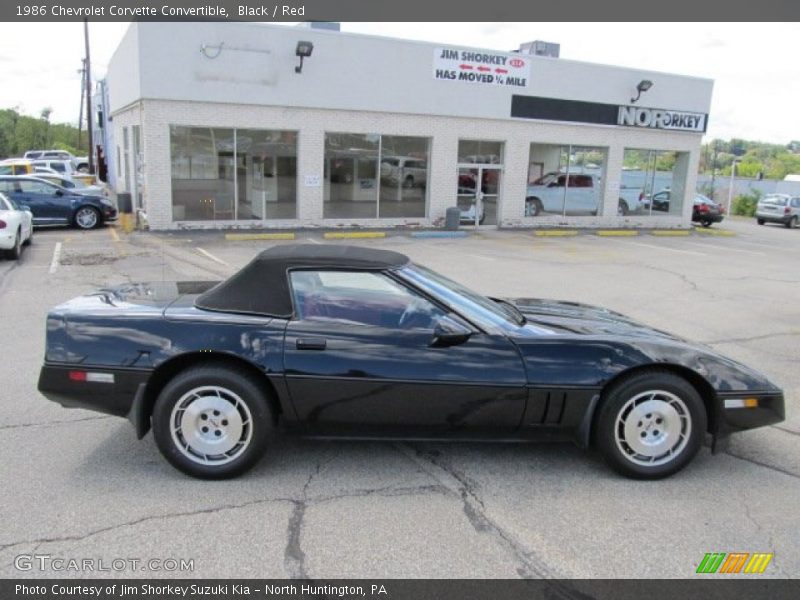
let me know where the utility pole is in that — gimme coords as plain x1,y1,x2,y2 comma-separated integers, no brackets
77,59,85,150
83,19,95,173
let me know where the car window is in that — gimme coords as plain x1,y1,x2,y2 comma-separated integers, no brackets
0,194,10,210
762,195,787,206
19,180,59,195
50,162,67,173
290,270,446,330
0,180,13,193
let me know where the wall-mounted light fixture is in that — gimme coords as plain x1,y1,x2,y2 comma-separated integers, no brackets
630,79,653,104
295,41,314,74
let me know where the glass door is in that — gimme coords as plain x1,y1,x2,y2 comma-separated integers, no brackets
456,166,501,227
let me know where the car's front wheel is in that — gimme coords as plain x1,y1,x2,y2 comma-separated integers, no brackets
595,370,706,479
74,206,100,230
152,364,275,479
525,197,542,217
757,219,765,225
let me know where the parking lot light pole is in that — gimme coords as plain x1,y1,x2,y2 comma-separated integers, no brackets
727,159,740,216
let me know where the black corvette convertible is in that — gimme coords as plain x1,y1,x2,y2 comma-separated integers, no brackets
38,244,784,479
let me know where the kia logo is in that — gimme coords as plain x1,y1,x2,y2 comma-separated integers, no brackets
509,58,525,68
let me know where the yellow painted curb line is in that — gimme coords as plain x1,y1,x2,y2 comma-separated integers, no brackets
694,228,736,236
323,231,387,239
225,232,296,241
596,230,639,237
533,230,579,237
651,230,691,236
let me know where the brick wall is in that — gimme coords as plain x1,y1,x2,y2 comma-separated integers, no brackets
114,98,701,231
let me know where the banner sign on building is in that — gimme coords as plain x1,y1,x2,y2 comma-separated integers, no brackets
434,47,530,88
511,95,708,133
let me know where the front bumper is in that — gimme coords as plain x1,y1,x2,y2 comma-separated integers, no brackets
38,363,150,418
715,391,785,436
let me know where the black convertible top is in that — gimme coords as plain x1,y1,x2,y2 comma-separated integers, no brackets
194,244,410,317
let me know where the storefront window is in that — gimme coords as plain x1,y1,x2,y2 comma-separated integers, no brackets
457,140,503,165
170,126,297,221
324,133,429,219
621,149,688,216
525,144,607,216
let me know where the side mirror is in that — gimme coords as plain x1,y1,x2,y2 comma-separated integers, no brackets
431,315,472,348
55,189,64,197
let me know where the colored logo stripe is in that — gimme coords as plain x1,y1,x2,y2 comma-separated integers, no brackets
697,552,773,574
697,553,726,573
744,553,773,574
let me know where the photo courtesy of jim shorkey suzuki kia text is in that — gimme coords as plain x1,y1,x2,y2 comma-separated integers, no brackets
14,583,387,597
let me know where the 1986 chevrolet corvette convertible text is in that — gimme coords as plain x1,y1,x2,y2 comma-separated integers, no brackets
38,244,784,479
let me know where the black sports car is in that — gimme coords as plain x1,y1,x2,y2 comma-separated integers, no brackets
38,245,784,479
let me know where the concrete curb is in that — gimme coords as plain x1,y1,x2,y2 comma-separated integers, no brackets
410,231,470,239
323,231,387,239
225,232,296,241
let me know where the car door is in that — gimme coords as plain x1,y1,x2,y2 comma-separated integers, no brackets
18,180,70,224
282,269,527,436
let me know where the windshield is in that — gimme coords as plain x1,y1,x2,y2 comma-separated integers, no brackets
399,264,522,332
532,172,559,186
762,195,788,205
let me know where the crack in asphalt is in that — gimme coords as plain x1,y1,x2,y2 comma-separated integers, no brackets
639,264,700,292
723,450,800,480
0,415,115,431
0,482,447,559
0,495,296,554
740,497,790,578
395,443,555,580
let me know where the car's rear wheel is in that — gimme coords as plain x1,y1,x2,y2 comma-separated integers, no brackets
618,200,629,216
22,226,32,246
786,216,798,229
757,219,765,225
595,370,706,479
701,220,712,228
152,365,275,479
74,206,100,230
5,230,21,260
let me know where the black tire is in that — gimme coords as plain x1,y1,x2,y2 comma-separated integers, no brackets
73,206,101,230
22,226,32,246
595,370,706,479
786,216,798,229
5,230,21,260
618,200,629,216
403,175,415,189
757,219,765,225
152,364,275,479
525,197,542,217
701,220,712,228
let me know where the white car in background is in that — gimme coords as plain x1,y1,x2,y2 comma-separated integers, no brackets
0,191,33,260
525,172,644,216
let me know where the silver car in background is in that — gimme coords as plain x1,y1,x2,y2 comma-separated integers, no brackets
755,194,800,229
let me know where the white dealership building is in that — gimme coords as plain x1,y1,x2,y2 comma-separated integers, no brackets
105,22,713,230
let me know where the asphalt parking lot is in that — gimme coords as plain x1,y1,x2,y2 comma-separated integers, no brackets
0,218,798,579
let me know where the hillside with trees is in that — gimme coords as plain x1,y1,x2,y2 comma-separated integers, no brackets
0,107,89,159
698,139,800,180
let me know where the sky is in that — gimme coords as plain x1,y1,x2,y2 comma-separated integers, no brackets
0,21,797,145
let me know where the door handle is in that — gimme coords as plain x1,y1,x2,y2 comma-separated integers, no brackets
296,338,327,350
